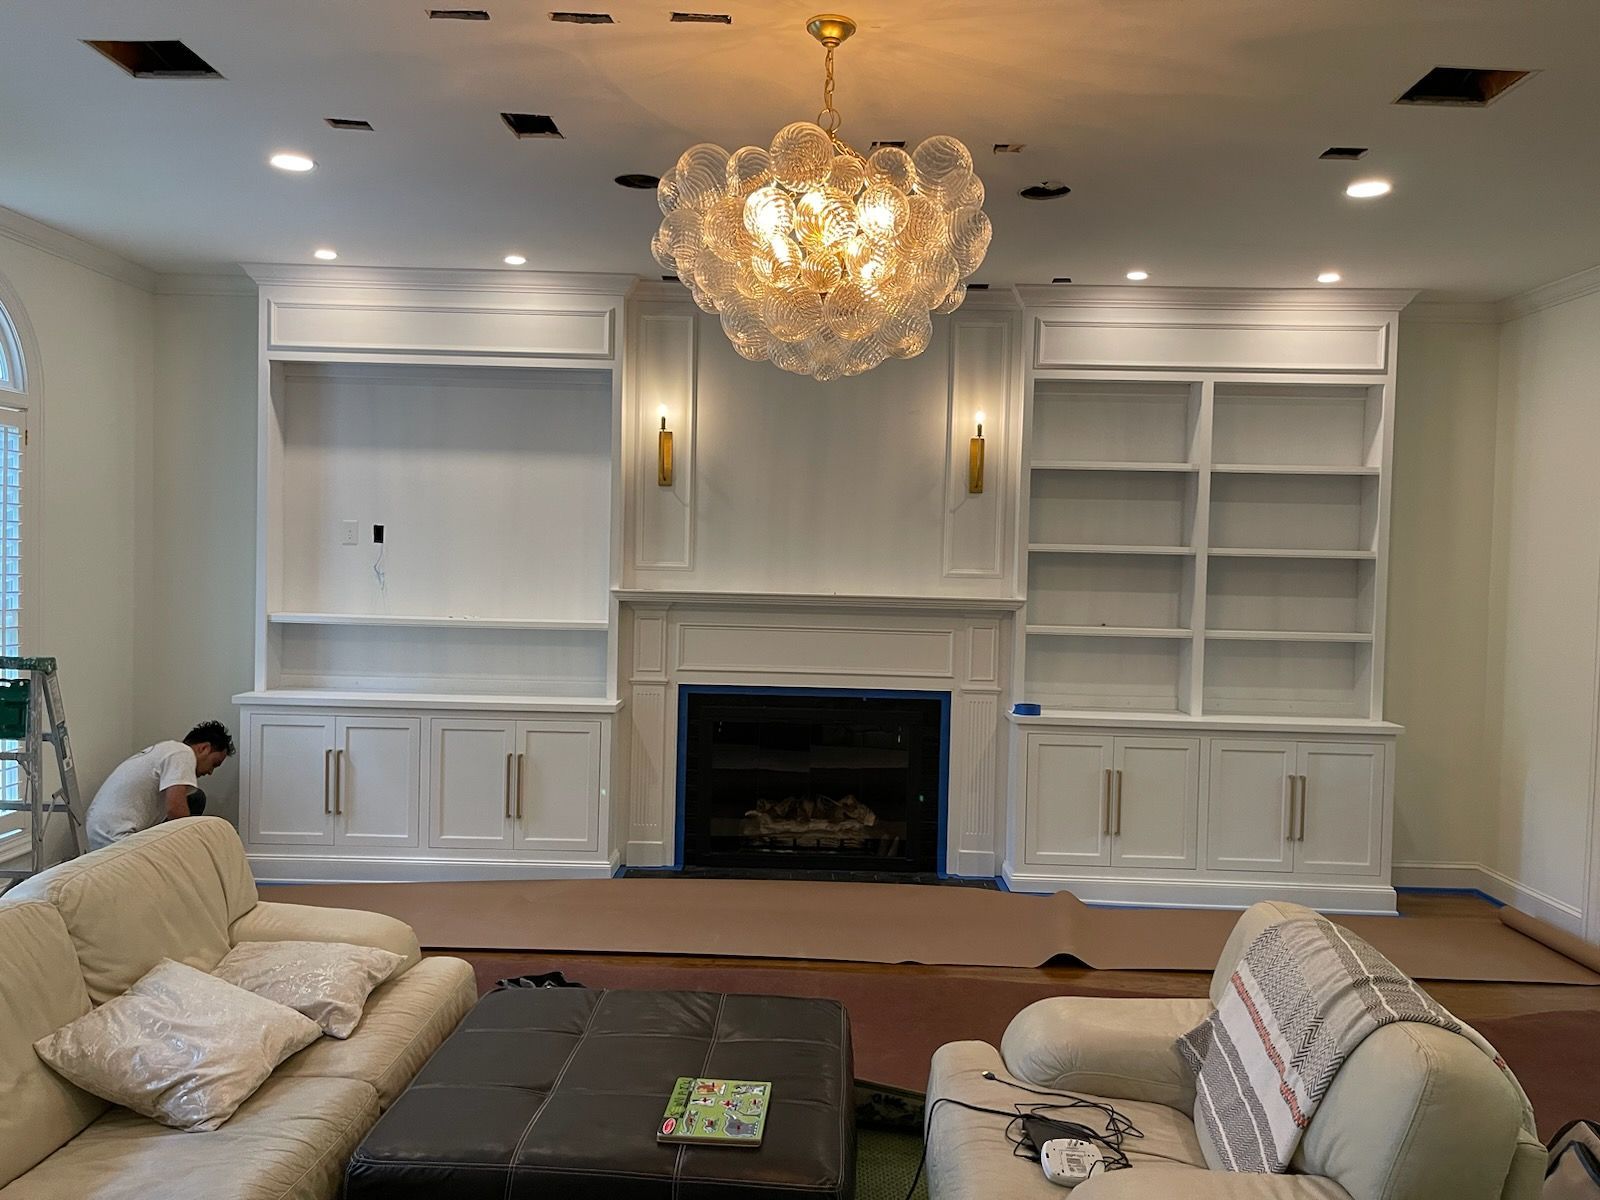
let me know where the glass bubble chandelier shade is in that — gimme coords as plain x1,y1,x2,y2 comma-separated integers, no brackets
653,13,991,381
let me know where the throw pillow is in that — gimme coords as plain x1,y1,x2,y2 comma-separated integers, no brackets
213,940,403,1039
34,959,320,1132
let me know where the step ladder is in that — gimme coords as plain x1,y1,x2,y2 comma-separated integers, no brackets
0,656,84,886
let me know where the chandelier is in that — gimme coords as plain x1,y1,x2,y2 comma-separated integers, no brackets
653,14,991,381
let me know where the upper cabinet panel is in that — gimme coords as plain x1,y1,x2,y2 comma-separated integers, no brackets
268,296,617,360
1033,312,1391,374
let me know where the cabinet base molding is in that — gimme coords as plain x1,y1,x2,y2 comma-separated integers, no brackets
1000,865,1398,915
248,852,621,885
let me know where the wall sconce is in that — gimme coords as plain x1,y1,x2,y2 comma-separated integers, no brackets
657,404,674,487
968,410,986,494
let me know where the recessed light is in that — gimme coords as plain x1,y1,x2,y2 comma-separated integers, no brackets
1317,271,1341,284
313,248,338,260
1125,270,1149,281
1346,178,1391,198
503,254,527,266
270,152,315,173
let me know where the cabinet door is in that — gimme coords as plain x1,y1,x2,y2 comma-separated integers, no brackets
334,717,420,848
1205,740,1295,873
1110,737,1199,869
513,721,602,854
245,713,335,846
429,719,517,850
1295,742,1384,876
1023,734,1114,867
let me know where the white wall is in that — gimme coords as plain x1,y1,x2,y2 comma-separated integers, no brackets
1387,320,1502,872
137,287,258,824
1484,286,1600,933
0,224,155,864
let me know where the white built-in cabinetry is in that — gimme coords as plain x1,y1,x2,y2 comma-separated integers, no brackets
1006,290,1410,911
233,267,632,881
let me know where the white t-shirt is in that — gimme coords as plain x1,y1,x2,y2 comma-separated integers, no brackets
85,741,199,850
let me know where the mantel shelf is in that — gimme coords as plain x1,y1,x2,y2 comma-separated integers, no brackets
1210,464,1380,476
1028,543,1197,556
1006,709,1404,735
234,689,624,713
268,612,609,632
1207,548,1377,560
612,589,1027,612
1030,460,1199,473
1027,624,1193,639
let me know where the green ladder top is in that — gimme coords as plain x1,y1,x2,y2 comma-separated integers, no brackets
0,657,57,672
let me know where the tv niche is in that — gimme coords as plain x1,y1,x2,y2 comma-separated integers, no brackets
679,689,946,876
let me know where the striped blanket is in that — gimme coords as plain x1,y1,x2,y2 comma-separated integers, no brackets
1175,915,1534,1174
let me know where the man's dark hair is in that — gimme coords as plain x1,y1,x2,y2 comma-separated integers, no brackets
183,720,236,757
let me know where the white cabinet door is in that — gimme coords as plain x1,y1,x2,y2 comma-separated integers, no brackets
333,716,420,848
1023,734,1114,867
1295,742,1384,876
512,720,602,854
1206,740,1295,872
1110,737,1199,869
429,719,517,850
245,713,335,846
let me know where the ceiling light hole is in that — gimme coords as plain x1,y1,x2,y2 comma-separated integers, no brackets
1317,272,1342,284
83,39,223,79
1125,270,1149,281
325,118,373,131
1319,146,1369,160
868,139,906,151
992,143,1026,154
313,248,338,261
1019,181,1071,200
270,152,316,173
428,8,490,19
550,11,614,22
1051,277,1072,284
669,11,732,22
1396,66,1532,107
503,254,527,266
615,173,661,189
501,112,564,139
1346,178,1392,198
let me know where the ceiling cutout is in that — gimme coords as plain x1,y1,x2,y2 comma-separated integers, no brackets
615,173,660,189
325,117,374,131
1020,181,1071,200
83,39,222,79
992,143,1026,154
1052,277,1072,283
428,8,490,20
1319,146,1368,160
966,283,990,290
501,112,564,138
669,12,732,23
1396,66,1532,106
550,11,614,23
869,139,906,150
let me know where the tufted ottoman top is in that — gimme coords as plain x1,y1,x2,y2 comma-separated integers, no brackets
346,987,856,1200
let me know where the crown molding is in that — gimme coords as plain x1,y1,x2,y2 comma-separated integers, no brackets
0,205,156,292
241,263,637,297
1013,284,1418,312
154,272,257,298
1499,263,1600,323
1400,300,1502,325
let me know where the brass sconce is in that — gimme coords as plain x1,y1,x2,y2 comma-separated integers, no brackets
657,405,674,487
968,410,985,494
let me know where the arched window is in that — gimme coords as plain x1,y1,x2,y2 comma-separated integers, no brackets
0,298,25,841
0,298,22,394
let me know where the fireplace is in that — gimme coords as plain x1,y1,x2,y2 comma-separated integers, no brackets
678,687,947,874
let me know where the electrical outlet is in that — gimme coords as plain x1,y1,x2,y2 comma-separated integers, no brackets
339,520,359,546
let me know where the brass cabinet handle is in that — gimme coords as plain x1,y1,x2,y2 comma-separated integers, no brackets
1102,768,1112,835
334,749,344,816
1284,775,1295,842
504,752,514,820
516,753,526,820
323,748,333,815
1298,774,1309,842
1113,769,1124,836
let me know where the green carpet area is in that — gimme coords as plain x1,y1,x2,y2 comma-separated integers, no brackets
855,1081,929,1200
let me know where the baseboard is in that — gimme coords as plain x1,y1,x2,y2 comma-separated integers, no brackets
999,865,1398,915
625,839,671,868
1393,860,1586,932
249,852,621,884
950,848,997,878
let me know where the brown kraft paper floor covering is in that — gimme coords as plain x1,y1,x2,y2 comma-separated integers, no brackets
269,876,1600,984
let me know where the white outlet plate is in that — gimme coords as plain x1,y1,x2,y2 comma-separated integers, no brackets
339,520,359,546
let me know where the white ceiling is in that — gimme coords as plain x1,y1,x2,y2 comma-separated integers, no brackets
1,0,1596,299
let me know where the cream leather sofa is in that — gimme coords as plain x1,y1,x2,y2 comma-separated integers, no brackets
927,900,1544,1200
0,817,477,1200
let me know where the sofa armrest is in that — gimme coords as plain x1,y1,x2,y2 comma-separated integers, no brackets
229,900,423,975
1000,997,1212,1111
1076,1165,1351,1200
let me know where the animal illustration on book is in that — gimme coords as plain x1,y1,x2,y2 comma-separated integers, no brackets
724,1114,758,1137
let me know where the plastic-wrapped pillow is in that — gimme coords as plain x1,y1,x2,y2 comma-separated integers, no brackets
34,959,320,1132
213,940,403,1038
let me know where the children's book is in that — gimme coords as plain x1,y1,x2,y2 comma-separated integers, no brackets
657,1077,773,1147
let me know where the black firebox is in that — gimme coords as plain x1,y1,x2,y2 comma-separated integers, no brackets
679,689,946,874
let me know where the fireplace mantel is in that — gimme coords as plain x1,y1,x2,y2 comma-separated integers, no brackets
621,598,1009,878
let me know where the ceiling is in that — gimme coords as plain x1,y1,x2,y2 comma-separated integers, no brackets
1,1,1596,300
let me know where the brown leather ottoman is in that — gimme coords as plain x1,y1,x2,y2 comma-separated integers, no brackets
345,988,856,1200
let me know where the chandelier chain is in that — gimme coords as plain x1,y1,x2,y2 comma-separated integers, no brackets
816,45,841,134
